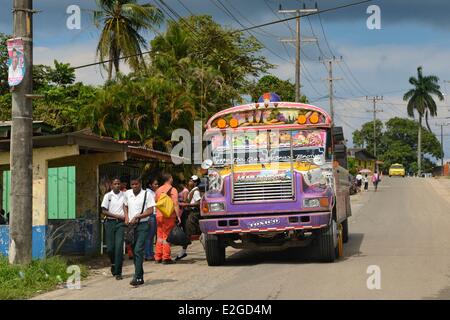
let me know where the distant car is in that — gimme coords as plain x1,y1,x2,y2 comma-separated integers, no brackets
389,163,405,177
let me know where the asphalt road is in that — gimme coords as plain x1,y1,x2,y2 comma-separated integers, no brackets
34,177,450,300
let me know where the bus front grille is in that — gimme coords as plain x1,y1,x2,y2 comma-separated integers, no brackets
232,180,294,202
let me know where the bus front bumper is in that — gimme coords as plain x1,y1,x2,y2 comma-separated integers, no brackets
199,212,331,235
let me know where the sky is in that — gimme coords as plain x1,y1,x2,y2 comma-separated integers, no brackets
2,0,450,159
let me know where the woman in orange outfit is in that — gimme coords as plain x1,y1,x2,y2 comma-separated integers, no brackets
155,173,181,264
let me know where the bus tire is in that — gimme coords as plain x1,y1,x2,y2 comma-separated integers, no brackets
318,222,337,263
204,233,225,266
342,219,349,243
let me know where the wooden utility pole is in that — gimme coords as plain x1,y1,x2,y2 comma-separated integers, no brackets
320,57,342,122
366,96,383,159
279,5,318,102
10,0,34,264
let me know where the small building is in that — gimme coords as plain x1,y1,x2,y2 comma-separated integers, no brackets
347,148,377,173
0,125,175,259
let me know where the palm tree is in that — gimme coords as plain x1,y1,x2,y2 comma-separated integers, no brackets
93,0,163,81
403,66,444,175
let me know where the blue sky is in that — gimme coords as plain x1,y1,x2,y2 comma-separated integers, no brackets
2,0,450,158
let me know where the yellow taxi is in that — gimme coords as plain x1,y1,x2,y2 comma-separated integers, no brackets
389,163,405,177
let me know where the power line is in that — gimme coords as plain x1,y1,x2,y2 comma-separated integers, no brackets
209,0,294,65
175,0,194,15
71,0,373,70
237,0,373,34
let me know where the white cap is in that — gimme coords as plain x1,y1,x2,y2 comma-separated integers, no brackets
201,159,213,170
191,175,199,181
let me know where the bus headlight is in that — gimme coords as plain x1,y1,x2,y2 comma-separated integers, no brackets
303,198,329,208
303,198,321,208
208,202,225,212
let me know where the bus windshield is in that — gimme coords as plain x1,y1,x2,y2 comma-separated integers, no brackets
210,129,329,166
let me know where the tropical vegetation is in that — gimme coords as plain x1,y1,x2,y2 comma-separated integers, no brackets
403,66,444,175
353,117,442,174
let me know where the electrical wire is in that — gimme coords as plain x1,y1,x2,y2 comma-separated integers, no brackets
71,0,373,70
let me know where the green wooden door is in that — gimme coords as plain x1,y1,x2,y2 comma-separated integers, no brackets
2,167,76,219
48,166,76,219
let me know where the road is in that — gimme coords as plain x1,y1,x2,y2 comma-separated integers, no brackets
34,177,450,300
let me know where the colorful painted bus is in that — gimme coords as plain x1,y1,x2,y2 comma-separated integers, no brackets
199,93,351,265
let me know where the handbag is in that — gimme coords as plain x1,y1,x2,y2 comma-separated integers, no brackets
167,224,190,246
156,187,174,218
124,190,147,244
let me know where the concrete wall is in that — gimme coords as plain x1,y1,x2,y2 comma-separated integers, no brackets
48,152,126,256
0,146,128,259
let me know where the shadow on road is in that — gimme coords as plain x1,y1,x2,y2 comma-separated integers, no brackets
222,232,365,266
343,233,365,259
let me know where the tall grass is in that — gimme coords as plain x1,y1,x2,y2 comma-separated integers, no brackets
0,256,88,300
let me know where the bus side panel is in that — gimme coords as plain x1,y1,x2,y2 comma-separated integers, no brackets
334,166,350,223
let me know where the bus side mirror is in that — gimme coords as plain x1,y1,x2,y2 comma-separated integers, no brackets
332,126,345,143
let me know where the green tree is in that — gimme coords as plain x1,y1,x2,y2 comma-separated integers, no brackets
47,60,76,86
352,117,441,174
352,119,383,157
93,0,163,81
248,75,308,103
403,66,444,175
150,16,273,114
0,33,11,95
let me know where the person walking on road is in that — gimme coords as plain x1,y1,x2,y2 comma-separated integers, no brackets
101,178,126,280
355,173,363,192
144,177,159,261
372,171,380,192
363,174,369,191
155,173,181,264
124,177,156,287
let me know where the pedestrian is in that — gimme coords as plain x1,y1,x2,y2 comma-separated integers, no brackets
178,182,189,204
144,177,159,261
124,177,156,287
119,177,134,260
363,174,369,191
155,173,181,264
176,175,202,261
101,178,126,280
355,172,363,192
372,171,380,192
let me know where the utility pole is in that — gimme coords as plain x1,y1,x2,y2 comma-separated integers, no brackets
366,96,383,161
10,0,34,264
320,57,342,122
436,122,450,176
279,4,318,102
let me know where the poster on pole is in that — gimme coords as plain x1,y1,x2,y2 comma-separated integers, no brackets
7,38,25,87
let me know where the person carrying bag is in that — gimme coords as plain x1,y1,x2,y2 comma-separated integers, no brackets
124,177,155,287
155,173,181,264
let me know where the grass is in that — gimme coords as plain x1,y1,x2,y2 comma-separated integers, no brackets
0,256,88,300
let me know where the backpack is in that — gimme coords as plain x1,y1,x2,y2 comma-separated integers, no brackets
156,187,175,218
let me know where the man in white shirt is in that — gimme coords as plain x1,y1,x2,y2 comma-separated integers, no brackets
101,178,126,280
355,173,363,192
124,177,155,287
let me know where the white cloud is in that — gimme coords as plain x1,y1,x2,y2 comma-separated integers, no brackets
34,42,131,85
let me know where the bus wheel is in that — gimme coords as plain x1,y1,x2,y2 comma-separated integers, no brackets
317,221,337,263
342,219,349,243
204,233,225,266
